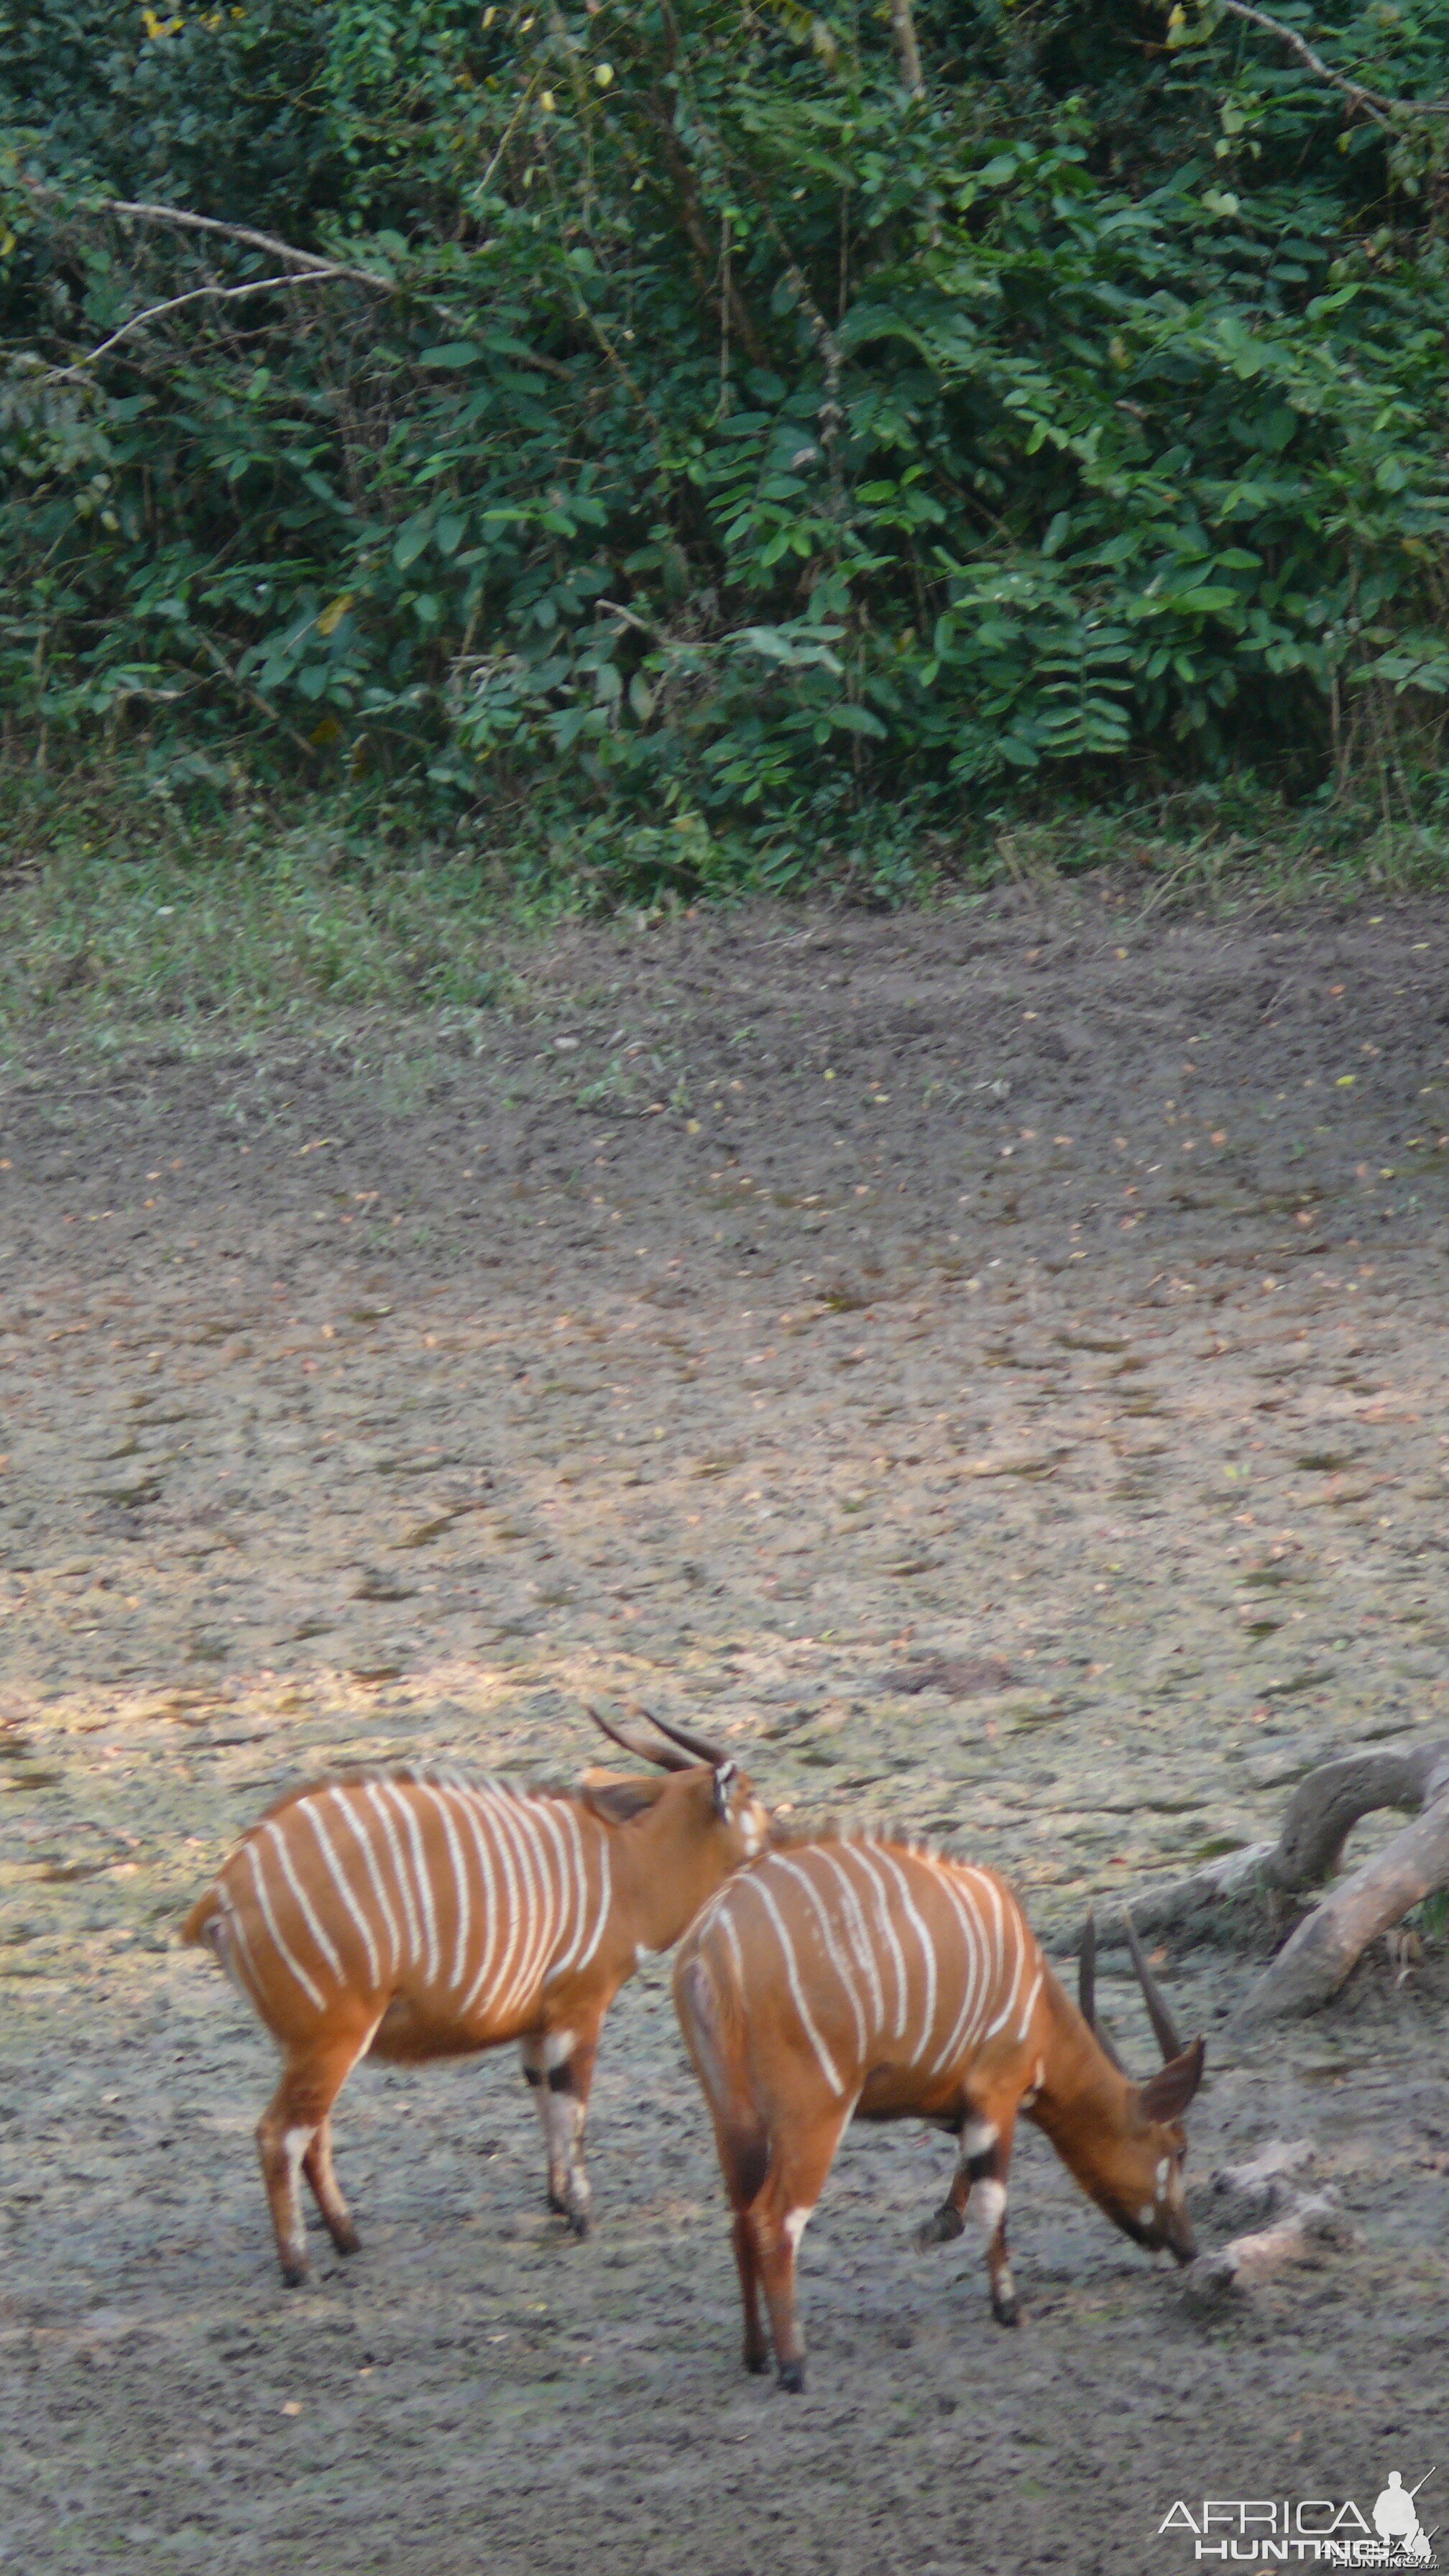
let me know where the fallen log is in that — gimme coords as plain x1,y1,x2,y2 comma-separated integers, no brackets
1085,1733,1449,2025
1181,2189,1352,2305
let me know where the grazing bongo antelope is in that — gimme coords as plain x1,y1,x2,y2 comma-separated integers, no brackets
674,1834,1204,2389
183,1708,768,2283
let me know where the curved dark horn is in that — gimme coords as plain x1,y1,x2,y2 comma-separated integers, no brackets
1078,1909,1126,2071
584,1705,691,1772
1124,1910,1183,2063
633,1704,731,1769
1079,1907,1098,2027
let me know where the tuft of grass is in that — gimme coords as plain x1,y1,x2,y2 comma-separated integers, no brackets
4,751,1449,1058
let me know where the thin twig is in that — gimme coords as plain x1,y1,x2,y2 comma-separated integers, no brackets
18,177,392,286
48,274,326,379
1218,0,1449,126
17,170,577,379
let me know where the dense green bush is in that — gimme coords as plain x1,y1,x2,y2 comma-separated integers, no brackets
3,0,1448,848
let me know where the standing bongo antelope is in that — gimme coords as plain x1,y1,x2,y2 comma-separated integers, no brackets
183,1708,768,2283
674,1833,1204,2388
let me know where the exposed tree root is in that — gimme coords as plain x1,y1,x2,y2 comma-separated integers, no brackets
1087,1734,1449,2024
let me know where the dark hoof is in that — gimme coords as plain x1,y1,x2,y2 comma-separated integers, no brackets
330,2226,362,2256
914,2206,965,2251
778,2359,806,2393
280,2261,309,2289
546,2191,569,2216
992,2296,1021,2328
743,2348,770,2375
566,2209,592,2240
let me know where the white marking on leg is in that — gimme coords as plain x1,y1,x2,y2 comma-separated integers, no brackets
542,2028,575,2069
961,2117,998,2160
1155,2156,1171,2191
1138,2203,1156,2229
972,2179,1007,2238
783,2207,811,2252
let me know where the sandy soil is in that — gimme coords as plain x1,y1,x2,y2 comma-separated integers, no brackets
1,883,1448,2575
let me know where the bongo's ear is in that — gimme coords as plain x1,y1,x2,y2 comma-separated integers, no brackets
581,1777,668,1825
1136,2038,1206,2123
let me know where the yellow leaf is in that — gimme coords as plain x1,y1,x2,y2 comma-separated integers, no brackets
308,714,343,746
316,592,353,637
594,59,613,83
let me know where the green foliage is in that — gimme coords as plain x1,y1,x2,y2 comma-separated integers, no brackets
3,0,1449,847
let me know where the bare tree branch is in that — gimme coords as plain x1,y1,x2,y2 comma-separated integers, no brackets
17,175,396,288
49,272,331,380
14,171,577,381
1217,1,1449,127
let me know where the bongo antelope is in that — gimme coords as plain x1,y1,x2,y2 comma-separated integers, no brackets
674,1834,1204,2388
184,1708,768,2283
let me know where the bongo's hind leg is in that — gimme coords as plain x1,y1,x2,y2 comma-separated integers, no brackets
302,2115,359,2255
717,2120,770,2375
257,2027,372,2285
748,2102,854,2393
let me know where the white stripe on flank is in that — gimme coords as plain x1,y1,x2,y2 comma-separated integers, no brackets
454,1788,502,2016
929,1869,989,2075
873,1846,937,2065
364,1781,422,1968
416,1782,472,1990
571,1826,612,1977
331,1789,401,1976
389,1784,441,1986
717,1905,746,1993
262,1821,345,1982
984,1922,1029,2041
843,1844,910,2040
303,1800,382,1987
543,1799,592,1981
814,1847,886,2036
1015,1966,1044,2045
483,1788,543,2019
505,1801,557,2017
740,1871,842,2096
772,1854,868,2058
218,1892,264,2007
531,1798,584,1989
474,1788,525,2014
243,1839,325,2009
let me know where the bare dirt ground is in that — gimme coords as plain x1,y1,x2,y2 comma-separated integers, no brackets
2,883,1448,2576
